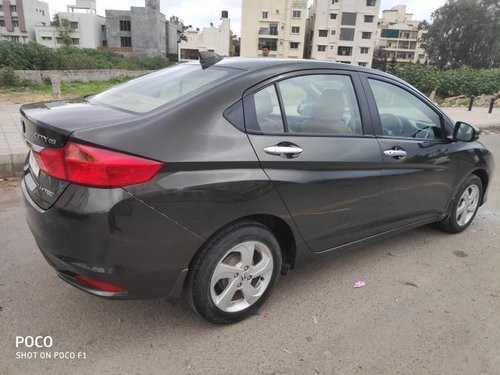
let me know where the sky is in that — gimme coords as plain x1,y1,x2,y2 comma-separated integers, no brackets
45,0,447,37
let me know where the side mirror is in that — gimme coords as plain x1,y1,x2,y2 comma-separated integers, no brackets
453,121,480,142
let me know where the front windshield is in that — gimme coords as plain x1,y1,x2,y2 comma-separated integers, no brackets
90,64,232,113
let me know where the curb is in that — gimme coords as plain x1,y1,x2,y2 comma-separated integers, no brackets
0,152,26,179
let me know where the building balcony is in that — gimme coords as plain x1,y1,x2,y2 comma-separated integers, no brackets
258,31,278,37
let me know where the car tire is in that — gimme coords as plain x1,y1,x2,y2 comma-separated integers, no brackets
185,222,282,324
437,175,483,234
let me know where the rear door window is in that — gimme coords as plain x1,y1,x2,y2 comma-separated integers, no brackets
245,85,285,133
279,75,363,135
245,74,363,136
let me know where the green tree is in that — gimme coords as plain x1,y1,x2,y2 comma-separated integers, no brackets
387,57,397,74
421,0,499,68
55,17,73,47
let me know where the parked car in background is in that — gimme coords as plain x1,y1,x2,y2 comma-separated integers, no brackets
21,54,494,324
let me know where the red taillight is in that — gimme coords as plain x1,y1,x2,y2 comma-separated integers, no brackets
76,275,126,293
33,141,162,188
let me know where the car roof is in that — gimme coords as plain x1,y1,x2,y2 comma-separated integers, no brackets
186,57,399,81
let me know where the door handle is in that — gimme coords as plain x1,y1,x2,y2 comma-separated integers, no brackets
383,149,407,159
264,144,303,158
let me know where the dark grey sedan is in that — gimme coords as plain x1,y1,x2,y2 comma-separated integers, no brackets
21,55,494,324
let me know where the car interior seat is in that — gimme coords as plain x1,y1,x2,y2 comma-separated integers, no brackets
300,89,350,134
255,89,283,133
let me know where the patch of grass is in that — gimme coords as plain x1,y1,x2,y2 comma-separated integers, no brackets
58,78,130,97
0,77,133,104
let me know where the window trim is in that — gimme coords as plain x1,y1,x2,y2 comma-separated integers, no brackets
362,75,450,141
242,70,374,138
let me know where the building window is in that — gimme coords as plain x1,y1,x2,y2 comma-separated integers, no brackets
330,13,337,20
41,36,52,40
318,29,328,37
11,35,19,42
317,45,326,52
364,15,374,22
269,24,278,35
72,38,80,45
337,46,352,56
10,5,17,13
262,11,268,19
366,0,376,6
341,12,357,26
0,5,3,11
381,29,399,38
56,37,63,44
12,19,19,27
70,22,78,29
331,29,336,35
292,10,301,18
119,20,131,32
362,32,372,39
101,24,106,32
360,47,369,54
259,38,277,51
0,20,6,27
291,26,300,33
290,42,299,49
120,36,132,47
358,62,368,67
332,0,339,3
339,28,355,41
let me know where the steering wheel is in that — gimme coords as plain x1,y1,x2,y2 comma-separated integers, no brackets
380,113,403,136
412,125,433,139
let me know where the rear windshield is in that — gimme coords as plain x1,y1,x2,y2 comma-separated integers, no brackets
89,64,233,113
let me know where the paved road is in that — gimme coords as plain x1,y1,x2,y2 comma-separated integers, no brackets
1,136,499,374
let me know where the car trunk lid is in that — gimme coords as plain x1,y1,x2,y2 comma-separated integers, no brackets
21,99,137,209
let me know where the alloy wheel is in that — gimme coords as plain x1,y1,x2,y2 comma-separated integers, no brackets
210,241,274,313
456,184,480,226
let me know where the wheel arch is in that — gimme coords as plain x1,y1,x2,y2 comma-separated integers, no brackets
471,168,489,205
186,214,297,281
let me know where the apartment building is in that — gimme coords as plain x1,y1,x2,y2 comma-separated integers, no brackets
179,11,232,61
240,0,307,58
105,0,167,56
0,0,49,43
35,0,106,49
307,0,380,67
375,5,427,64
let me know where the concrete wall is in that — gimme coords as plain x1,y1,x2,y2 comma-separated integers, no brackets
130,5,166,56
14,69,155,83
105,9,131,50
166,21,181,58
105,4,167,57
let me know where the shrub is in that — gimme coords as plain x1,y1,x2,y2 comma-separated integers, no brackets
392,63,500,97
0,41,172,72
0,66,19,85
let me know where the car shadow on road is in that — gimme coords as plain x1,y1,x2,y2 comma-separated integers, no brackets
56,224,450,332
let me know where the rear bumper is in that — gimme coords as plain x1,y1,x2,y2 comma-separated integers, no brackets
22,178,203,299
